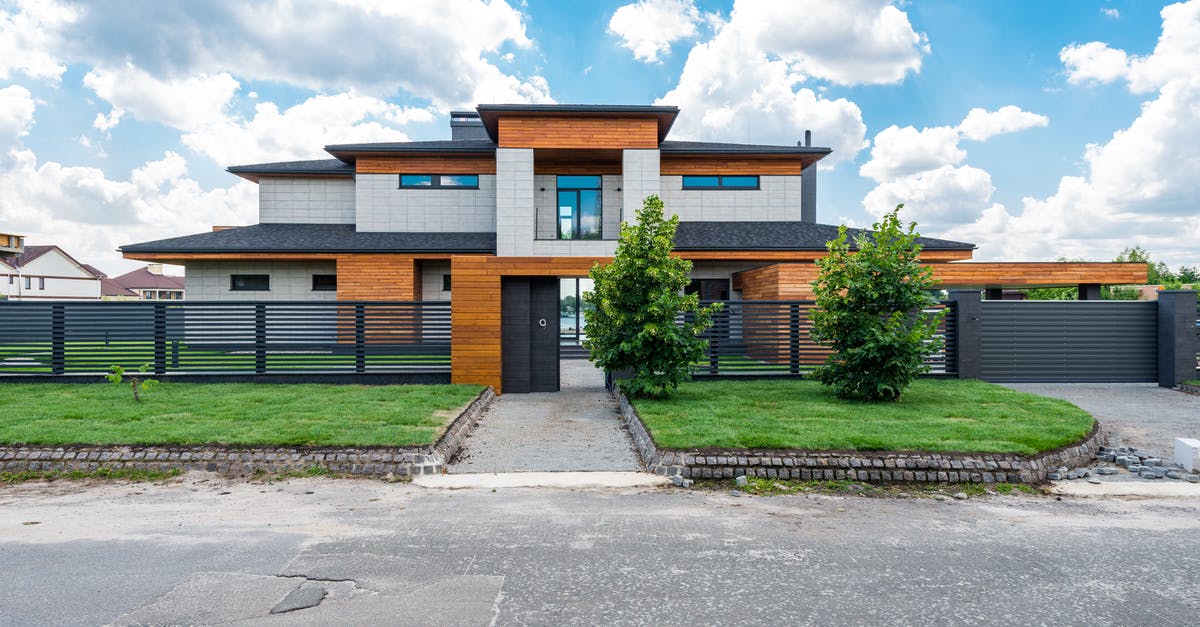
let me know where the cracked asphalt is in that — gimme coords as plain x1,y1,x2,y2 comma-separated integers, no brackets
2,473,1199,625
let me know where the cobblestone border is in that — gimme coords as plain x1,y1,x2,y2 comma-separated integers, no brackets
0,387,495,478
1179,383,1200,396
617,389,1103,484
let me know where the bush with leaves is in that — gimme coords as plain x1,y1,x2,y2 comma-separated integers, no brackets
809,205,943,401
583,195,720,397
105,364,158,403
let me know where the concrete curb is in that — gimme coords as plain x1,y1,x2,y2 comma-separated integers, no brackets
412,471,673,490
616,387,1104,484
0,386,496,478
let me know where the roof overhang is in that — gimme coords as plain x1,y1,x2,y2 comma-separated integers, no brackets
475,104,680,144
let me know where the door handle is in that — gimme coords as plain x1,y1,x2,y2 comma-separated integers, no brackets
538,318,547,328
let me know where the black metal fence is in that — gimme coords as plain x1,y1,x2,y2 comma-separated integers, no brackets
688,300,957,377
0,301,450,376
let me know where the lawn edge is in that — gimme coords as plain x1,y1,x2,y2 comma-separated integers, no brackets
0,387,495,479
616,387,1102,485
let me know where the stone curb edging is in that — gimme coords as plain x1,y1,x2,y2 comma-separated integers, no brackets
1179,383,1200,396
0,387,496,478
616,389,1103,484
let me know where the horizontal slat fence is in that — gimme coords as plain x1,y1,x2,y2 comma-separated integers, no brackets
0,301,449,376
687,300,955,377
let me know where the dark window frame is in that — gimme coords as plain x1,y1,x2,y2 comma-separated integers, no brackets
555,175,604,241
681,175,761,190
38,277,45,290
311,274,337,291
441,274,451,292
230,274,270,291
399,174,480,189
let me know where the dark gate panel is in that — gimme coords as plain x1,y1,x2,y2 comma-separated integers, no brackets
501,277,560,393
501,278,532,394
980,301,1157,382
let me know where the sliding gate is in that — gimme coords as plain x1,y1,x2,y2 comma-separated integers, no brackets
979,300,1157,382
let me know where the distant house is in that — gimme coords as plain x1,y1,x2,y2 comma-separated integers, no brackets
101,264,186,300
0,232,23,258
1,245,103,301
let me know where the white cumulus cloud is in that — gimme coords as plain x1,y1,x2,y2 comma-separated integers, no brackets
609,0,703,63
0,0,76,83
0,84,37,148
1060,41,1130,86
956,105,1049,142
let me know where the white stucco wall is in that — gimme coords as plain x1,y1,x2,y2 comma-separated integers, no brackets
355,173,497,233
184,261,338,301
2,249,100,300
659,175,803,222
259,177,356,224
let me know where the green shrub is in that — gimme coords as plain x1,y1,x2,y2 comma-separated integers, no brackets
809,205,942,401
105,363,158,403
583,195,719,397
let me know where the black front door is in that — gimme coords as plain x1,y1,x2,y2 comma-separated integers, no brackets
501,277,560,393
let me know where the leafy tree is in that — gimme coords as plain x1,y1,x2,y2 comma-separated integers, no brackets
809,205,943,402
583,195,719,398
1178,265,1200,284
560,295,578,318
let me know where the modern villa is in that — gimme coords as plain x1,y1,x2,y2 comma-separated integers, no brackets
121,104,1145,392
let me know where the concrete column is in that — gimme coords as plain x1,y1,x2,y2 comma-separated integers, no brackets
495,148,534,256
1158,290,1199,388
621,149,660,225
1078,283,1101,300
948,290,982,379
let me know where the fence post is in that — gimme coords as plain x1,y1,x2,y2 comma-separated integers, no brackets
709,309,720,374
355,304,366,373
947,290,982,379
1157,290,1198,388
789,303,801,374
51,304,65,375
153,303,167,375
254,303,267,374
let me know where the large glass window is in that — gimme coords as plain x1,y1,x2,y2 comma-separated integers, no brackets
560,277,596,347
681,175,760,190
556,176,602,240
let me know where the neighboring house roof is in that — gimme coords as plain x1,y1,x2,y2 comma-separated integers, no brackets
10,245,102,275
227,158,355,181
101,277,138,297
673,221,976,251
80,263,107,278
110,266,186,291
119,223,498,254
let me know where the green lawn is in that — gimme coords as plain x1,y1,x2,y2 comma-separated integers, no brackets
631,379,1094,455
0,383,483,447
1185,379,1200,386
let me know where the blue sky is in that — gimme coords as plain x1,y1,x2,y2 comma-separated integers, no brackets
1,0,1197,274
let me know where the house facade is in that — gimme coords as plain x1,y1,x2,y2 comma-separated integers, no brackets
101,264,186,300
2,245,103,301
121,104,1145,392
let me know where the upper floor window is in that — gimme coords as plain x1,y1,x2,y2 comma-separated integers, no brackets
557,175,602,240
399,174,480,189
681,175,760,190
230,274,270,291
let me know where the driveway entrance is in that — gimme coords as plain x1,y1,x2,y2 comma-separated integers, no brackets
447,360,641,473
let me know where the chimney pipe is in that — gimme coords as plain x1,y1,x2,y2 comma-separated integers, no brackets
804,130,812,147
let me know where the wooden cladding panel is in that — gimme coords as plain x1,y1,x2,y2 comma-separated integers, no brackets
356,156,496,175
732,262,1151,302
534,162,623,175
336,255,421,301
498,116,658,149
660,155,811,176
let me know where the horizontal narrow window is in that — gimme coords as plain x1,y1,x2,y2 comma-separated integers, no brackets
312,274,337,291
230,274,270,291
681,175,760,190
399,174,479,189
556,175,602,189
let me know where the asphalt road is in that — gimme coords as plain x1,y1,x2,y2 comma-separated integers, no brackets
2,474,1198,625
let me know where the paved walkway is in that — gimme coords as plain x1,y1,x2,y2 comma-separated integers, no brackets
447,360,642,473
1004,383,1200,460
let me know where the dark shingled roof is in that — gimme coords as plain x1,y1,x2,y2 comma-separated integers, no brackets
227,158,355,181
324,139,497,155
120,224,497,254
660,140,831,155
674,222,975,251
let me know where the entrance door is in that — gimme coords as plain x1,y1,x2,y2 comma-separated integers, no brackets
501,277,560,393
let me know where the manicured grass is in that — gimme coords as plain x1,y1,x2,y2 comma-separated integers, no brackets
631,379,1095,455
1185,379,1200,386
0,383,483,447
